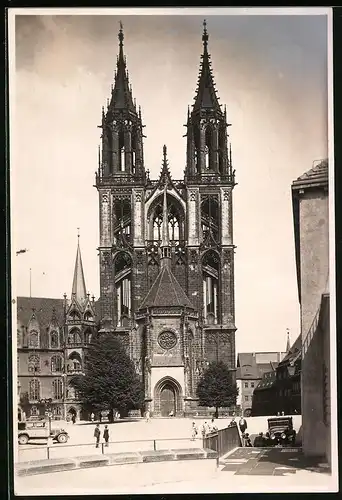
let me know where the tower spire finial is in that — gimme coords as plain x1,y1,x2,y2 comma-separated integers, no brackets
118,21,124,47
202,19,208,48
77,227,80,240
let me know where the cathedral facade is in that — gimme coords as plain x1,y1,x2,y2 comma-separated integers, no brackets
95,21,237,417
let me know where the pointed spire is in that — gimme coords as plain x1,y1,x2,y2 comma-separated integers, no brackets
109,21,136,113
192,20,222,114
286,329,291,352
71,229,87,305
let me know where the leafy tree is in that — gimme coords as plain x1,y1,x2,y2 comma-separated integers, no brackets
72,334,144,417
196,361,238,419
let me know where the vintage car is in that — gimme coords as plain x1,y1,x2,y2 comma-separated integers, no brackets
267,416,296,446
18,420,69,445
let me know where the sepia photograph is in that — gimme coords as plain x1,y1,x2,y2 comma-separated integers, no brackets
9,7,337,494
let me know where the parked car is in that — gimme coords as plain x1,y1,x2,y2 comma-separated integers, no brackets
267,416,296,446
18,420,69,445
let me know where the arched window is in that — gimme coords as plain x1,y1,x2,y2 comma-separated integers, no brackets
30,405,39,416
114,253,132,327
205,145,210,170
205,127,212,171
150,195,184,244
84,311,93,322
69,309,81,321
201,195,219,243
51,355,63,373
67,352,82,373
52,379,63,400
28,331,39,348
67,328,82,346
28,355,40,374
202,251,220,324
29,379,40,401
67,381,80,400
84,329,92,344
50,331,59,348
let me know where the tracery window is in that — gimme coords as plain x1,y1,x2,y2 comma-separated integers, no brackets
29,379,40,401
51,355,63,373
115,253,132,327
202,251,220,324
67,328,82,346
28,354,40,374
201,195,219,242
52,379,63,400
150,195,183,244
50,331,59,348
84,329,92,344
84,311,93,322
67,352,82,372
28,331,39,348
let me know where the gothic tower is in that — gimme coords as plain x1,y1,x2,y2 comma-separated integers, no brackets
184,20,237,371
96,21,237,416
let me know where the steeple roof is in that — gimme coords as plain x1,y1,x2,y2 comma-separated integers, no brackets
286,330,291,352
71,233,87,305
192,20,222,115
139,266,194,310
109,22,136,114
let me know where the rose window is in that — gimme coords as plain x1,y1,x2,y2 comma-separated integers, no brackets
158,331,177,350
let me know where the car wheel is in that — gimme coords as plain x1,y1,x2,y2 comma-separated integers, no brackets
57,433,68,443
18,434,29,445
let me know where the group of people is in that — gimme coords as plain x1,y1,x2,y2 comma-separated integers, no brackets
191,418,219,440
93,423,110,448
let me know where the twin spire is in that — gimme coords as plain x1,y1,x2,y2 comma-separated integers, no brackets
192,19,222,114
109,21,136,114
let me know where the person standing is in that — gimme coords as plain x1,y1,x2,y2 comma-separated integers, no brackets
145,410,150,423
103,425,109,447
238,416,247,434
90,412,95,423
71,414,76,425
94,423,101,448
191,422,198,441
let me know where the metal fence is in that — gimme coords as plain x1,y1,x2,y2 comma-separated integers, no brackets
203,425,241,464
18,437,204,462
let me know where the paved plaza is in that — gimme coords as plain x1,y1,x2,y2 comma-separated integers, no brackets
15,444,335,495
16,415,302,463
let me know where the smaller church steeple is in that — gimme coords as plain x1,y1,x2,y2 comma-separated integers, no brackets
71,229,87,305
160,146,172,269
286,329,291,352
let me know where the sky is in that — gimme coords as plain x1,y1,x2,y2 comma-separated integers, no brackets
10,8,329,353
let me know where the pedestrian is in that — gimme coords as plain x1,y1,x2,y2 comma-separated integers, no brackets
71,414,76,425
103,425,109,447
90,412,95,423
264,432,272,447
145,410,150,423
253,432,265,447
243,433,252,447
281,411,285,416
229,417,236,427
238,416,247,434
94,423,101,448
201,422,207,438
169,410,174,417
211,417,218,432
191,422,198,441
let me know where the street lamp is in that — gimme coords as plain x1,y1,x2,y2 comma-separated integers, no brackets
39,398,53,434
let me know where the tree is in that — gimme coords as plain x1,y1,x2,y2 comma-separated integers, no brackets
72,334,144,417
196,361,238,419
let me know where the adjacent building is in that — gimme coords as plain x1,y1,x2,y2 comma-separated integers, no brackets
291,159,330,463
17,238,98,421
252,334,301,416
236,351,286,416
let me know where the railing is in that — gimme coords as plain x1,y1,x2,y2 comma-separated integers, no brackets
203,425,242,465
17,437,204,462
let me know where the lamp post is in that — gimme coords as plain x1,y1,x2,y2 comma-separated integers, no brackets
39,398,53,435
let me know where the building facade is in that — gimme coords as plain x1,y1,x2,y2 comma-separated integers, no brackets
95,22,237,416
292,159,331,463
251,335,301,417
17,238,98,421
236,351,286,416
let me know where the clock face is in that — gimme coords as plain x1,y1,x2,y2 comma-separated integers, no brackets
158,331,177,350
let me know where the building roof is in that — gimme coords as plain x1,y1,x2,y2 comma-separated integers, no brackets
139,266,194,310
17,297,65,331
254,370,277,391
292,159,328,191
278,333,301,366
236,352,283,380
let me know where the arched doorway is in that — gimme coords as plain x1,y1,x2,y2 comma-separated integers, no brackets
160,384,176,417
154,377,183,417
